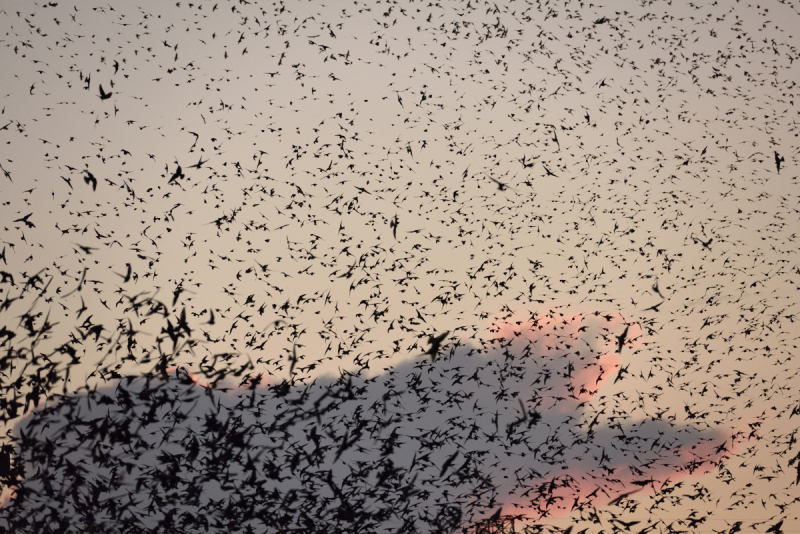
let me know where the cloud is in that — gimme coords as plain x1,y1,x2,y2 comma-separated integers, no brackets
0,310,741,533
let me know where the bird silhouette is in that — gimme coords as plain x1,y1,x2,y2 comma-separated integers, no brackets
83,170,97,191
425,330,450,361
775,151,785,173
98,84,112,100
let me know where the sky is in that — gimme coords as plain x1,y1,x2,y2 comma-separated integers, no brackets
1,0,799,532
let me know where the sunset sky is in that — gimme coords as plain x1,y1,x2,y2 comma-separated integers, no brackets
1,0,799,532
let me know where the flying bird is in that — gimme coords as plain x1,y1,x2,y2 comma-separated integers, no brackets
13,213,35,228
775,151,785,173
168,164,185,184
83,170,97,191
616,324,630,354
425,330,450,361
98,84,112,100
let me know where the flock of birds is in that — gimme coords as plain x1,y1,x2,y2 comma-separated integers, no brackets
1,0,799,532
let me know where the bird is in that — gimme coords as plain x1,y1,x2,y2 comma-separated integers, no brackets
115,263,132,283
487,175,514,191
616,324,630,354
425,331,450,361
187,156,208,169
0,447,10,478
691,233,712,251
13,213,35,228
642,300,664,312
83,170,98,191
652,278,664,299
168,164,185,185
98,84,112,100
775,151,785,173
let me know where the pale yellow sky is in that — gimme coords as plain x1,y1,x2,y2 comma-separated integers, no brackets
1,0,799,531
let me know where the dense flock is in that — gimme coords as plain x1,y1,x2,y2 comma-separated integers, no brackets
1,0,799,532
